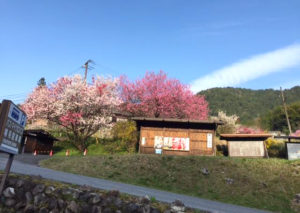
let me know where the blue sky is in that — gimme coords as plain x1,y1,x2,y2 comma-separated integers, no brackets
0,0,300,103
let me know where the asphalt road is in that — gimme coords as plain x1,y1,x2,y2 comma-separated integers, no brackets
0,153,49,165
0,154,271,213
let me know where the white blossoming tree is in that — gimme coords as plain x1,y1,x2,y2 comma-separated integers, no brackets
22,75,121,151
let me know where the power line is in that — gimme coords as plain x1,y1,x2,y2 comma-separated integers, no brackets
95,62,117,73
67,66,83,76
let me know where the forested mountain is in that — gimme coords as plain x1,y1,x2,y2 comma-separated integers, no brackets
198,86,300,124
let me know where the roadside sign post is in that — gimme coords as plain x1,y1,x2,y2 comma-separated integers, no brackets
0,100,27,195
0,154,14,194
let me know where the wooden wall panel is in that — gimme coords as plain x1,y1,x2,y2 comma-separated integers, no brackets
139,127,215,156
163,150,189,156
228,141,265,157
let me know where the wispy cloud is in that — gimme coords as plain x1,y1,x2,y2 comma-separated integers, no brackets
190,43,300,93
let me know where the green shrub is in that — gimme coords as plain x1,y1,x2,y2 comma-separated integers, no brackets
110,121,138,153
266,139,286,158
216,144,228,156
264,138,277,149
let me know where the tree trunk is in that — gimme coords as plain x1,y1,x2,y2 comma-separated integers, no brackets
68,134,87,152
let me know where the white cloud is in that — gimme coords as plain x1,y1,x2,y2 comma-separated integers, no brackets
190,43,300,93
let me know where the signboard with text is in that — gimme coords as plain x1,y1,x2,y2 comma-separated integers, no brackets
0,100,27,154
154,136,190,151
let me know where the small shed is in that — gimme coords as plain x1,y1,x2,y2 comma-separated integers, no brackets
274,136,300,160
133,117,222,156
220,134,272,158
22,129,57,154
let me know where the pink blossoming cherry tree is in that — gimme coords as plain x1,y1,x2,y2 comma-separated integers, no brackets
22,75,121,151
120,71,208,120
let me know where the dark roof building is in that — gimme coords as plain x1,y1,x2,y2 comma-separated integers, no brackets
132,117,223,156
22,129,57,154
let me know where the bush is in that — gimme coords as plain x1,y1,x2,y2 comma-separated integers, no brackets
265,138,276,149
110,121,138,153
215,137,228,156
265,138,286,158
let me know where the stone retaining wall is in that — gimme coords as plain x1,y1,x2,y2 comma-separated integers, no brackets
0,174,193,213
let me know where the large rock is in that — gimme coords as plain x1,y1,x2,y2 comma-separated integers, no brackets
151,208,161,213
48,197,58,210
16,179,25,188
39,207,49,213
4,198,16,207
57,198,65,209
91,205,102,213
62,188,81,199
139,195,150,204
89,194,101,204
34,193,47,206
66,200,79,213
113,197,123,208
15,201,26,210
81,203,92,213
3,187,15,198
15,187,26,200
171,200,185,213
24,204,35,213
126,202,140,212
32,184,46,195
103,207,113,213
201,168,209,175
142,204,151,213
62,188,74,195
45,186,55,195
25,191,33,203
79,192,92,202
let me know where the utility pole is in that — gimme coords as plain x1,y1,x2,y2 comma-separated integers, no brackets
280,87,292,135
83,59,94,82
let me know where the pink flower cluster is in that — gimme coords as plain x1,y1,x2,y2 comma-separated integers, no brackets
60,112,82,127
22,75,121,134
120,71,208,120
291,130,300,136
237,126,264,134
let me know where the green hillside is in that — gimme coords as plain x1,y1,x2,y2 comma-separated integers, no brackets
198,86,300,124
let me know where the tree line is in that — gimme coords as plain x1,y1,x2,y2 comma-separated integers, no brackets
198,86,300,125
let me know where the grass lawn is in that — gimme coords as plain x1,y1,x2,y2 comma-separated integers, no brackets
40,154,300,212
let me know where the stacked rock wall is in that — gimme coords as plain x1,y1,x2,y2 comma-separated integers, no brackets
0,175,190,213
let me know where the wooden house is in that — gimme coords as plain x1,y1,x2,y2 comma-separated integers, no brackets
21,129,57,154
133,117,222,156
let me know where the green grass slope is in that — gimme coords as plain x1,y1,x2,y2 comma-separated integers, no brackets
40,155,300,212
